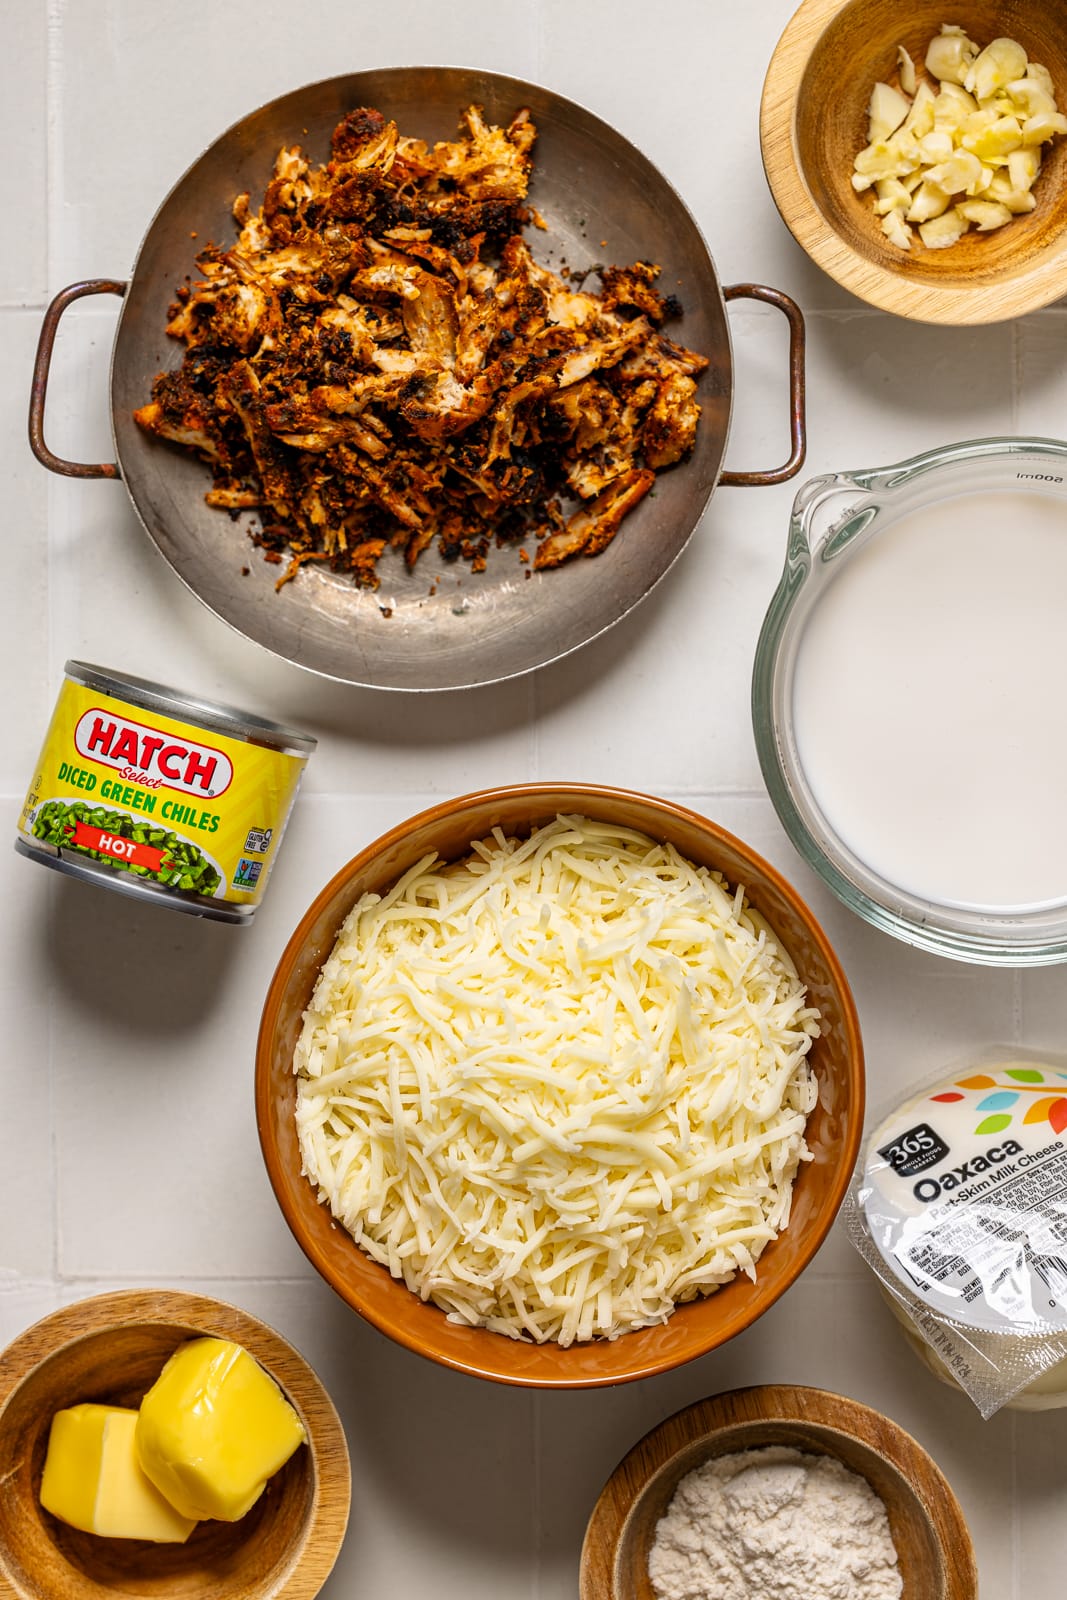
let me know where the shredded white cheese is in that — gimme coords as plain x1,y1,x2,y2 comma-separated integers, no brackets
294,815,821,1345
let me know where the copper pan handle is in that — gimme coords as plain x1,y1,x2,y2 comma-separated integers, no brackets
719,284,806,488
29,279,126,479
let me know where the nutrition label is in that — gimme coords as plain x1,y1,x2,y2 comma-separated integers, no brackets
890,1146,1067,1332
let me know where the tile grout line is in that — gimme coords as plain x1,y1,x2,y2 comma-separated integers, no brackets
1008,939,1021,1592
528,670,540,777
531,1394,543,1600
805,305,1067,324
51,1273,321,1285
528,0,546,810
42,1270,873,1286
45,0,63,296
1010,1407,1020,1600
47,876,58,1284
44,0,64,1298
0,786,782,803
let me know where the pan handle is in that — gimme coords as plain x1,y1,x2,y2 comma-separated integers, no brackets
719,284,806,488
29,279,127,479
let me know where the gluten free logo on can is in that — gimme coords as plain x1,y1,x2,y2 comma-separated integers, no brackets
17,664,315,924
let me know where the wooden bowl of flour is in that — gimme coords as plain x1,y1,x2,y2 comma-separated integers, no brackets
579,1385,977,1600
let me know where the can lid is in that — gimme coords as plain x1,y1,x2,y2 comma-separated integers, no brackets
14,837,253,924
64,662,317,756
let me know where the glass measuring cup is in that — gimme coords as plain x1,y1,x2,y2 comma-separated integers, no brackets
752,436,1067,965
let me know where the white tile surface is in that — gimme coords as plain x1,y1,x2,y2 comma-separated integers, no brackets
0,1284,61,1347
0,803,54,1281
0,315,50,794
1015,311,1067,435
4,3,1066,1596
0,4,47,305
51,0,541,285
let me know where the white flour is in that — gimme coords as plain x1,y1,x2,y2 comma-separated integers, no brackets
648,1447,903,1600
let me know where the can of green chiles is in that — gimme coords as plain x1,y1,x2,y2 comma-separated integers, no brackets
16,663,315,923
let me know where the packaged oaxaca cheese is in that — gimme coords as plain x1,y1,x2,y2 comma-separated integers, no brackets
845,1050,1067,1417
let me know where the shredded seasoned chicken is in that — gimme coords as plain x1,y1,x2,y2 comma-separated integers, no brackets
135,104,709,589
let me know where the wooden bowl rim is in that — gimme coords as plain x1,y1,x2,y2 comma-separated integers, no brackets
0,1289,351,1600
579,1383,978,1600
760,0,1067,323
256,781,865,1388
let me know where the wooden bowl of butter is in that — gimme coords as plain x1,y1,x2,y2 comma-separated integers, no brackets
761,0,1067,321
581,1385,977,1600
0,1290,350,1600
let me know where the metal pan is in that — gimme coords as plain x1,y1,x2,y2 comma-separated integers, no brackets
30,67,806,692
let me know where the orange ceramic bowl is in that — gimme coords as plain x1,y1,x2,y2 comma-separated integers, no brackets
255,784,864,1388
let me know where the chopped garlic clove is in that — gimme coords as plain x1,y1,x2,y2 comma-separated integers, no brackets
1006,78,1057,118
906,180,952,222
902,80,937,137
898,46,917,97
1007,146,1041,189
919,210,968,248
965,38,1029,102
882,209,913,249
1027,62,1055,98
926,27,979,84
854,140,911,181
955,199,1014,230
1022,111,1067,145
933,83,978,127
963,115,1024,159
984,172,1038,212
874,177,913,214
924,150,985,194
980,91,1016,113
869,81,912,142
886,128,922,167
960,108,999,137
918,129,955,163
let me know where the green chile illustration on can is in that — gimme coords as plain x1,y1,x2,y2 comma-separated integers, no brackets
31,799,223,895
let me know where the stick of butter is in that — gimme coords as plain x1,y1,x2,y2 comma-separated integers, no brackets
40,1404,198,1542
135,1338,307,1522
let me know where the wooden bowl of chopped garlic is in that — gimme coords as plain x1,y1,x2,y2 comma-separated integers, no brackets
256,784,864,1388
761,0,1067,321
580,1385,977,1599
0,1289,350,1600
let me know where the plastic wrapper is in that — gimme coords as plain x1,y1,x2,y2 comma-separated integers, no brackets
844,1048,1067,1418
